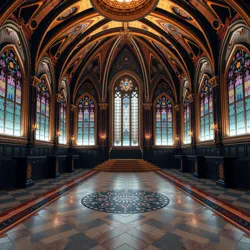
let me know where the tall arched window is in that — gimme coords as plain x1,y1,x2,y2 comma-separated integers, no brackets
228,49,250,136
59,98,66,144
36,78,50,141
77,96,95,145
155,96,173,145
114,78,139,146
0,49,22,136
200,78,213,141
184,99,191,144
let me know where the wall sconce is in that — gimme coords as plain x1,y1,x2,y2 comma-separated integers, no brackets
211,123,219,131
71,135,75,142
56,131,61,137
145,134,151,141
189,131,193,137
175,136,180,141
32,123,39,130
100,134,106,140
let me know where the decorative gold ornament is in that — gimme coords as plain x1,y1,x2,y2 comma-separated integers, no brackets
195,161,198,173
187,94,194,103
143,103,152,110
90,0,159,22
208,76,219,88
98,103,108,110
71,105,76,111
56,160,59,173
219,164,224,180
56,94,63,103
174,104,180,111
31,76,41,87
27,164,32,180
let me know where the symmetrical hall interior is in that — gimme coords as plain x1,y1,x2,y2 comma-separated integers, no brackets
1,0,250,250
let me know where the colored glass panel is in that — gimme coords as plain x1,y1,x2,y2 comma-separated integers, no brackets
184,99,191,144
59,99,67,144
77,96,95,145
228,49,250,136
200,78,213,141
36,79,50,141
155,96,173,145
0,49,22,136
113,79,139,146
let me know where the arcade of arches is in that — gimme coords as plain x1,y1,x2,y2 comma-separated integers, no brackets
1,1,250,249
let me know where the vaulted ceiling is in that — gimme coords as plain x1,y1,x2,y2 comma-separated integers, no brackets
2,0,250,101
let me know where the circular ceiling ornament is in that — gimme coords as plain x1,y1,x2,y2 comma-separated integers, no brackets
81,190,170,214
90,0,159,21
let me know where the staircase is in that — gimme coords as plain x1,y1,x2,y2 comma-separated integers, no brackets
94,159,160,172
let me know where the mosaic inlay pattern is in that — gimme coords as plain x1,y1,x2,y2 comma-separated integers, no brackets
81,189,170,213
91,0,159,21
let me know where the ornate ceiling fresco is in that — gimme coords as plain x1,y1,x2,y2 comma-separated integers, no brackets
1,0,250,101
90,0,159,21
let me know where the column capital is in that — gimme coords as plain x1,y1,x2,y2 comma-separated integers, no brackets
98,103,108,110
143,103,152,110
71,104,76,111
187,94,194,103
208,76,219,88
174,104,180,111
31,76,41,87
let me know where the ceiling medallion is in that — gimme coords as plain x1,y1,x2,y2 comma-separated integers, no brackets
90,0,159,21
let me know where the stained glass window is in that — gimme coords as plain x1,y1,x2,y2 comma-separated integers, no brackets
114,78,139,146
77,96,95,145
184,99,191,144
0,49,22,136
59,98,66,144
36,78,50,141
155,96,173,145
228,49,250,135
200,78,213,141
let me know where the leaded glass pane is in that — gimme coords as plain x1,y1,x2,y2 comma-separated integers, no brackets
200,78,213,141
155,96,173,145
0,49,22,136
184,99,191,144
36,78,50,141
228,49,250,136
113,78,139,146
77,96,95,145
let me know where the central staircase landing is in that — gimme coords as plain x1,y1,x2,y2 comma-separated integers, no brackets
94,159,160,172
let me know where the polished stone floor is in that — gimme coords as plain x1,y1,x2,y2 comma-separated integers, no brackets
163,169,250,213
1,172,249,250
0,169,90,212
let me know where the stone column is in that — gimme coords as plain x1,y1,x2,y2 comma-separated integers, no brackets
143,103,152,159
174,104,181,152
209,76,222,150
98,103,108,161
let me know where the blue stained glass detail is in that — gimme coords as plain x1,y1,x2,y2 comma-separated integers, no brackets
78,96,95,145
36,78,50,141
0,49,22,136
228,49,250,135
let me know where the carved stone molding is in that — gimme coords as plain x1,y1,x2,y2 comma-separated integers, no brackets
174,104,180,111
209,76,219,88
71,105,76,112
98,103,108,110
187,94,194,103
31,76,41,87
143,103,152,110
56,94,63,103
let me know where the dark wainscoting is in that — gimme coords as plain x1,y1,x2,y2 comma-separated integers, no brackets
0,144,70,189
178,144,250,190
71,147,105,169
144,148,177,169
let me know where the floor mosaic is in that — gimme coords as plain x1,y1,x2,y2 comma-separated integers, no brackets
0,172,249,250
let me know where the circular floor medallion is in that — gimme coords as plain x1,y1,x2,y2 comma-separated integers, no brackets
81,190,170,214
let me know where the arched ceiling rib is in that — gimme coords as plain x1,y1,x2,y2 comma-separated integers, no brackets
2,0,250,96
